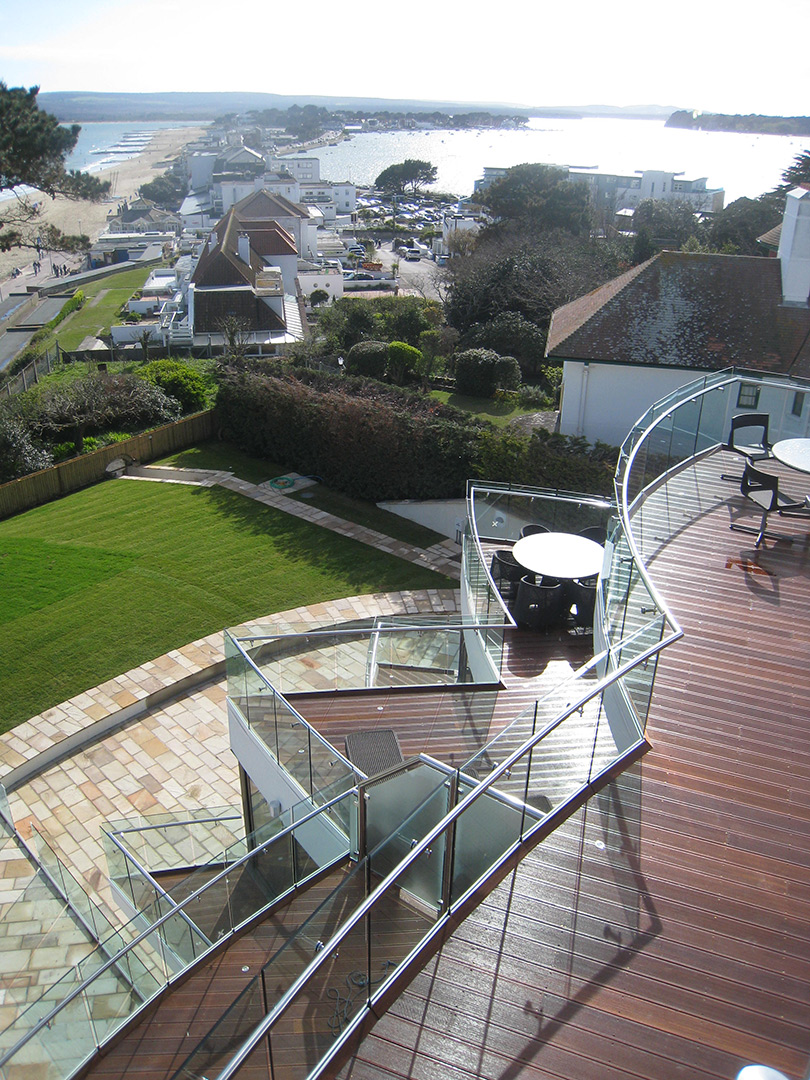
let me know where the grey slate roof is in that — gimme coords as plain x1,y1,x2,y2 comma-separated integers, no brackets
546,251,810,376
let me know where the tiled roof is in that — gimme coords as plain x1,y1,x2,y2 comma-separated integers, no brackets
193,289,286,332
232,188,309,221
546,251,810,373
243,224,296,257
757,222,782,250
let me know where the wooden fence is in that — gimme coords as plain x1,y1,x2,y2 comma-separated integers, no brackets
0,410,216,521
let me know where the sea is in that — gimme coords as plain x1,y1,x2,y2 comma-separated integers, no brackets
311,117,809,205
36,114,810,206
63,121,202,173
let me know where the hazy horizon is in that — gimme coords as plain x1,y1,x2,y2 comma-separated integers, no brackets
2,0,808,119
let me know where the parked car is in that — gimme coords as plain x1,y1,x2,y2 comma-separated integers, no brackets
404,248,421,261
353,272,375,280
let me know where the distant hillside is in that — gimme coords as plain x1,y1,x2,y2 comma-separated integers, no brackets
36,90,678,123
667,110,810,135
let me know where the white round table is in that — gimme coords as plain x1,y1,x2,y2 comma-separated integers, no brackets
772,438,810,474
512,532,604,580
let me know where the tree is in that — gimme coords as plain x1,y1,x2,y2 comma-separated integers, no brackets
0,410,52,482
16,373,180,454
310,288,330,308
0,83,110,253
139,171,188,211
478,164,593,236
707,195,783,255
632,198,702,249
443,227,629,337
781,150,810,190
463,310,547,376
374,159,438,194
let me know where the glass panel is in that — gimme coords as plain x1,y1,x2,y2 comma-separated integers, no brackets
26,988,99,1079
366,764,449,911
174,975,268,1080
269,916,368,1073
451,782,524,903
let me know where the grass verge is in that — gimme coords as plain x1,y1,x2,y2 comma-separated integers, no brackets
0,480,456,732
429,389,539,428
158,441,448,547
54,267,153,351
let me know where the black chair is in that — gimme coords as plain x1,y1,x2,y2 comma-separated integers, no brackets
567,577,598,630
720,413,773,481
730,462,808,547
577,525,605,543
490,549,525,601
520,523,549,539
512,576,566,631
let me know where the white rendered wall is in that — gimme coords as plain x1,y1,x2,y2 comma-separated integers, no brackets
778,188,810,304
559,362,701,446
298,269,344,301
377,498,467,541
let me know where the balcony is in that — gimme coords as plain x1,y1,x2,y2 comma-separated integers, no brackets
4,369,810,1080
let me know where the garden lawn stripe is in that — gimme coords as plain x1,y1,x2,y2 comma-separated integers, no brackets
0,481,455,731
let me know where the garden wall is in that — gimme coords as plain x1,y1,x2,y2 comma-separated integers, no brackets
0,409,215,521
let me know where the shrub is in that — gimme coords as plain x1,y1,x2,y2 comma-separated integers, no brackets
0,411,53,483
140,359,208,413
17,373,181,453
216,371,480,501
386,341,421,385
346,341,388,379
517,384,555,409
455,348,521,397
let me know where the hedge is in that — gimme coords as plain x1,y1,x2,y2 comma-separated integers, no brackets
455,348,521,397
216,372,479,500
215,371,617,501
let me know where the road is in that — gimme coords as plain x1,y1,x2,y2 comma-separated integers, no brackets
373,242,444,301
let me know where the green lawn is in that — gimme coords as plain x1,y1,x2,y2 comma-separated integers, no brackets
0,480,456,732
156,441,286,486
429,390,541,428
55,266,153,351
158,441,447,547
287,486,446,548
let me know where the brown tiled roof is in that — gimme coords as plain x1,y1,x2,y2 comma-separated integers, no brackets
546,251,810,373
241,223,296,257
757,222,782,251
232,188,309,221
193,290,286,333
191,210,260,288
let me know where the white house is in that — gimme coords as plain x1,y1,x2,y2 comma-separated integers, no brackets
268,156,320,181
547,187,810,447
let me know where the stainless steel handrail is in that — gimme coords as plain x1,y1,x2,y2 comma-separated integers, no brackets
0,787,355,1069
215,630,669,1080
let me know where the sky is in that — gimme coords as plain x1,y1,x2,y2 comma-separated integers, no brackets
1,0,808,117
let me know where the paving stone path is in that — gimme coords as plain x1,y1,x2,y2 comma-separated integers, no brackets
122,464,462,579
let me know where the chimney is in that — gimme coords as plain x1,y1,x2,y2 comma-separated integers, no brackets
207,231,217,253
778,187,810,305
237,232,251,265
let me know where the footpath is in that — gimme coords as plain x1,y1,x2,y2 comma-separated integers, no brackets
122,464,462,580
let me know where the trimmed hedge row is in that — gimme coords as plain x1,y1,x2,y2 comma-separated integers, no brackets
216,372,616,501
217,372,480,500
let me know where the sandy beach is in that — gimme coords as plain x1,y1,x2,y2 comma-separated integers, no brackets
0,126,206,284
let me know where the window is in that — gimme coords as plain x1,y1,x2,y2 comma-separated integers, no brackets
792,391,806,417
736,383,761,409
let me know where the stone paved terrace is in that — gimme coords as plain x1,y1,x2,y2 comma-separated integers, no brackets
0,590,461,907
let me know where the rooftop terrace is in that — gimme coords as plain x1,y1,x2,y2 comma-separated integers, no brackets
2,370,810,1080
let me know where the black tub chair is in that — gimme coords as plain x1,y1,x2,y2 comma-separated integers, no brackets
513,576,566,631
491,549,525,601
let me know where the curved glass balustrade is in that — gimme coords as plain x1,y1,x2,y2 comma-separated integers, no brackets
7,368,810,1080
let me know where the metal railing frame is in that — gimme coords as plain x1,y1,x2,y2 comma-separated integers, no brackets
0,787,355,1071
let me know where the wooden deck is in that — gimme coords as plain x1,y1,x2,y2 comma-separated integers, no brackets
85,450,810,1079
338,452,810,1080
